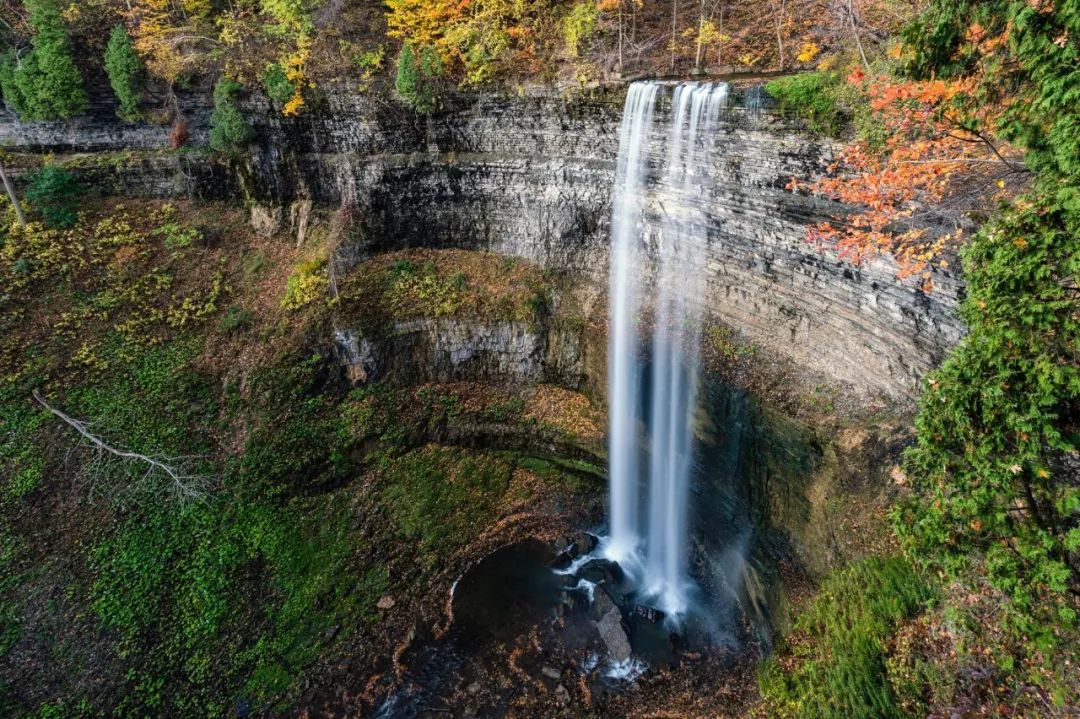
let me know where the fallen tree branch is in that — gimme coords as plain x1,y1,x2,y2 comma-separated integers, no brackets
32,389,210,503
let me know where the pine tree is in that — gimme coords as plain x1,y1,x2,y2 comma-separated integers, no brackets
209,77,254,154
104,25,143,119
0,0,88,121
394,43,439,113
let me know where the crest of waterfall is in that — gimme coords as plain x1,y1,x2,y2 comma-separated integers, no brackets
606,81,730,618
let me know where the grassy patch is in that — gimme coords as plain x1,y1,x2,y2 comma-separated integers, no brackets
766,72,847,137
377,445,515,553
92,494,384,716
337,249,558,337
759,555,934,719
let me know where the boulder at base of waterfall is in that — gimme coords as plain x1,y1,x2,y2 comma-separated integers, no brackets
596,607,632,662
571,532,598,557
550,551,574,571
589,584,618,621
578,558,622,584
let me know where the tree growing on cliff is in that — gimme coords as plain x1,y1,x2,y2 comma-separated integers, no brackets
105,25,144,120
394,43,441,114
0,0,87,121
209,78,254,154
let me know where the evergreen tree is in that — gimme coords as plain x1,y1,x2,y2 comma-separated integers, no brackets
263,63,294,105
0,0,88,121
209,77,254,154
25,165,83,228
104,25,143,119
394,43,439,114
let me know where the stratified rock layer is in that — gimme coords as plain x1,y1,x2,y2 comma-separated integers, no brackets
0,84,964,401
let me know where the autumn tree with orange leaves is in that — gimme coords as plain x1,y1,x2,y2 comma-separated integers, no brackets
792,21,1031,289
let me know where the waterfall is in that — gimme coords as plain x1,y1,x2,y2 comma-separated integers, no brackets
606,81,730,617
606,82,660,566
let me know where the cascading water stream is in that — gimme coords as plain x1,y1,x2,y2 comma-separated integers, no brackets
606,82,660,567
606,81,729,618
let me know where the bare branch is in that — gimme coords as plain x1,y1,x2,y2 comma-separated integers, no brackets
32,389,211,503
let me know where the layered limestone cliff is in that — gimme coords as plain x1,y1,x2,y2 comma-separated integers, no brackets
0,83,963,401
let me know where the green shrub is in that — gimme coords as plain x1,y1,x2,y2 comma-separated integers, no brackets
895,195,1080,663
0,0,87,121
765,72,846,137
759,556,934,719
209,77,254,154
394,43,440,113
25,165,83,228
218,306,252,334
262,63,294,105
281,257,327,310
104,25,142,119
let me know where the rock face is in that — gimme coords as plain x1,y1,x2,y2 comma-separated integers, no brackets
333,318,586,388
0,83,964,401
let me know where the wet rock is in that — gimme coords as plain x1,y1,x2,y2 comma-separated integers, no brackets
589,585,618,621
550,551,574,571
578,558,621,585
629,604,663,624
596,607,633,662
554,536,569,551
571,532,598,556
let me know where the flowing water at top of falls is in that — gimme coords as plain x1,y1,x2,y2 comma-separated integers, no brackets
606,81,730,618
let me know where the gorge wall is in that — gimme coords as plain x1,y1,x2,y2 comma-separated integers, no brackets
0,83,964,402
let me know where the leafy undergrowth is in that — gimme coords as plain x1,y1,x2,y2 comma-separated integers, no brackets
336,248,562,337
758,556,935,719
0,198,603,717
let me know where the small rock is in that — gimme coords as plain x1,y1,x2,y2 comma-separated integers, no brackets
554,536,569,551
467,682,481,695
554,684,570,705
572,532,597,556
541,665,561,680
596,607,632,662
550,551,574,570
323,624,341,642
377,596,396,611
578,558,622,584
249,204,283,237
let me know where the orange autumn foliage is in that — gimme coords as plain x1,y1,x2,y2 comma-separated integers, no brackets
795,58,1023,289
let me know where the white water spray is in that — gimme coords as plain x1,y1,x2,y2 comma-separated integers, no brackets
606,81,730,617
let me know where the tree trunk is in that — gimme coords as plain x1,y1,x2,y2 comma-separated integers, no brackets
671,0,678,72
694,0,707,72
847,0,870,69
0,161,26,228
618,1,624,76
717,1,725,66
772,0,786,71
